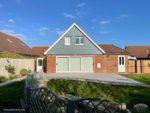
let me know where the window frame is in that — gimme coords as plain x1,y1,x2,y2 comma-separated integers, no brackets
75,36,84,45
64,37,71,46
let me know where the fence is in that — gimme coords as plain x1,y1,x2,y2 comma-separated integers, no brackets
128,60,150,73
22,74,129,113
0,58,35,75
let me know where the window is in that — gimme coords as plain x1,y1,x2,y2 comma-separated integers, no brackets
6,38,13,43
75,37,84,45
38,59,43,66
65,37,71,45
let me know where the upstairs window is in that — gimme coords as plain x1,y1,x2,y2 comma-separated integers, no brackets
65,37,71,45
75,37,84,45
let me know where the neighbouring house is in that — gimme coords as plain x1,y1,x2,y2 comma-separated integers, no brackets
0,32,35,57
32,46,49,71
126,45,150,73
0,32,36,75
34,23,129,73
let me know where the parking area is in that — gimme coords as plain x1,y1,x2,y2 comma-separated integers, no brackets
43,73,144,85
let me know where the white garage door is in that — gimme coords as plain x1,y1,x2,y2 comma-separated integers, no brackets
56,56,93,73
57,57,69,72
69,57,81,72
82,57,93,72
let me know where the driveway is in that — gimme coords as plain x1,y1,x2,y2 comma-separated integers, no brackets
42,73,144,85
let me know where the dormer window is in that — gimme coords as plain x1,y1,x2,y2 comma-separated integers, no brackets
65,37,71,45
75,37,84,45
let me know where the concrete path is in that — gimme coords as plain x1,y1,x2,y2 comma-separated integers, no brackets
43,73,144,86
0,76,27,87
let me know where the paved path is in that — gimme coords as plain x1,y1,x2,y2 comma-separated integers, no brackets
43,73,144,86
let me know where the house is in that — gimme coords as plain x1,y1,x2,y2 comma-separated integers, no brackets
0,32,36,75
0,32,35,56
32,46,49,71
126,45,150,73
39,23,129,73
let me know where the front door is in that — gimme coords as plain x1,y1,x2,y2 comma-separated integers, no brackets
118,55,126,72
36,58,43,72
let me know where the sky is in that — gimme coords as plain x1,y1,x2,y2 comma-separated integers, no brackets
0,0,150,48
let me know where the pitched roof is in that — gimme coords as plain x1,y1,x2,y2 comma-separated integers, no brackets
32,46,49,56
99,44,128,54
44,23,105,55
0,32,34,56
126,45,150,58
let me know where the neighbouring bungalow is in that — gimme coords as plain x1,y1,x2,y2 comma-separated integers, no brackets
0,32,35,57
126,45,150,73
33,23,129,73
0,32,37,75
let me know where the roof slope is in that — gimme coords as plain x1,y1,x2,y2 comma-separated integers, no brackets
0,32,34,56
44,23,105,55
99,44,128,54
32,46,49,56
126,45,150,58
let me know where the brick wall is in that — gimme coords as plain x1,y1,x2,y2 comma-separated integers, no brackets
95,55,128,73
45,55,56,73
45,54,128,73
95,55,118,73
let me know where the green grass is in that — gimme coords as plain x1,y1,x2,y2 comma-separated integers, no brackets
122,74,150,85
0,81,24,110
48,79,150,113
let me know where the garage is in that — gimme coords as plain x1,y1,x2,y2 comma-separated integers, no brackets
56,56,93,73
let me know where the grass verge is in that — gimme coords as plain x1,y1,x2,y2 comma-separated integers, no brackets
0,81,24,110
122,74,150,85
48,79,150,113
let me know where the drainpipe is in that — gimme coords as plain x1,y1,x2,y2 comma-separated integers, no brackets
140,60,142,74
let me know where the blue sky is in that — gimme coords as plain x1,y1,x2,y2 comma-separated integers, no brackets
0,0,150,48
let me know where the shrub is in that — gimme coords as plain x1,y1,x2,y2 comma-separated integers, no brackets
5,65,15,75
20,69,28,76
9,75,20,80
0,76,8,83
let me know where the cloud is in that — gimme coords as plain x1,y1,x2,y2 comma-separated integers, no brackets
8,19,15,24
63,13,76,19
0,29,28,41
76,11,86,18
0,29,15,34
117,14,129,19
39,27,50,35
77,3,86,7
100,31,110,34
39,27,64,36
99,20,111,25
0,4,3,8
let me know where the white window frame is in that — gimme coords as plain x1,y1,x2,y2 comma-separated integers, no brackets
75,37,84,45
64,37,71,45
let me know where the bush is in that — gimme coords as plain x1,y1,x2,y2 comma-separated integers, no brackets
20,69,28,76
5,65,15,75
0,76,8,83
9,75,20,80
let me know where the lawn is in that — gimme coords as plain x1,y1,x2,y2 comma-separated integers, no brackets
122,74,150,85
48,79,150,113
0,81,24,110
